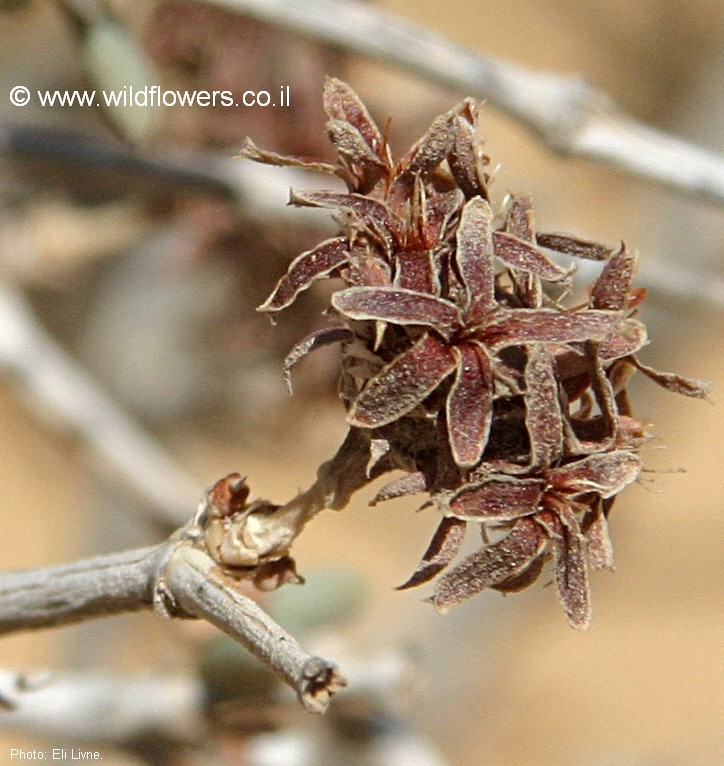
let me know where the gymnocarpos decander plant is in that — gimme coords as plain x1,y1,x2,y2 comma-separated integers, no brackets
238,78,712,629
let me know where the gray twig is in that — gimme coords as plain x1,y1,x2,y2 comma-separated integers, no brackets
202,0,724,206
0,534,345,713
0,544,165,633
162,545,346,713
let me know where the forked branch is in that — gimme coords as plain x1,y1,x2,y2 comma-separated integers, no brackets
0,500,349,714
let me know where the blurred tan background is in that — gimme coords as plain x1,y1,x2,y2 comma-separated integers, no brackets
1,1,723,764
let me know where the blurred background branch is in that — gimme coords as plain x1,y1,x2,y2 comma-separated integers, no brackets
202,0,724,207
0,281,197,528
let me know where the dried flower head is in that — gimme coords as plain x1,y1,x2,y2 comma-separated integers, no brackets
241,78,712,629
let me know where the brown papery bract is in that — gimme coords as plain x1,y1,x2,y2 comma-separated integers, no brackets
241,78,712,629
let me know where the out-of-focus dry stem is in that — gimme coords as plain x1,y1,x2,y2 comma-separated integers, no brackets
0,281,197,528
203,0,724,206
0,671,202,742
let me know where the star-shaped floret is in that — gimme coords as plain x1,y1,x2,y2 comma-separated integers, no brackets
331,199,629,468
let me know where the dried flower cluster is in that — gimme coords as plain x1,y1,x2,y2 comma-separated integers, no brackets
241,78,711,629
